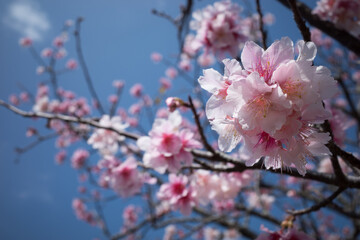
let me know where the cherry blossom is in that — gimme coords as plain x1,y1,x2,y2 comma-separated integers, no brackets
87,115,128,156
137,110,202,173
189,0,247,59
110,157,145,197
157,174,197,215
313,0,360,38
19,37,32,47
71,149,89,169
199,37,337,175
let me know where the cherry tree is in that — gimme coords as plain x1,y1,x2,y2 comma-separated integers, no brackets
2,0,360,239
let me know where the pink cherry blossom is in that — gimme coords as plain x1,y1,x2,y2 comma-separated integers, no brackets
108,95,118,104
157,174,197,215
122,205,139,228
137,110,201,173
19,92,29,102
129,103,142,115
113,80,125,89
110,157,144,197
53,36,65,48
9,94,19,106
71,149,89,169
165,97,183,112
159,77,172,90
165,67,178,79
150,52,162,63
87,115,128,156
41,48,53,58
189,0,247,58
36,66,46,75
19,37,32,47
55,48,67,59
313,0,360,38
55,150,67,165
26,127,37,137
199,37,337,175
130,84,143,97
66,59,78,69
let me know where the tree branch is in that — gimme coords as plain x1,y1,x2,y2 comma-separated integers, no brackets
276,0,360,55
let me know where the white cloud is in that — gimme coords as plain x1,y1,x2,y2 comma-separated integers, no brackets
3,0,50,41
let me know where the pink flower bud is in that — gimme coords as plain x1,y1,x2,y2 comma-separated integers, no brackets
150,52,162,63
130,84,143,97
166,97,183,112
19,37,32,47
108,94,118,104
9,94,19,105
55,150,67,165
165,67,178,79
41,48,53,58
53,36,64,48
160,77,172,90
113,80,125,89
26,127,37,137
66,59,78,69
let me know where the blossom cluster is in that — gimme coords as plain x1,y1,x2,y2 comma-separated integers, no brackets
137,110,202,173
87,115,128,156
199,37,338,175
182,0,274,66
313,0,360,38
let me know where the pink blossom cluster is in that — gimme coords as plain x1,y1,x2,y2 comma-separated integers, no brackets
122,205,139,228
110,157,148,197
191,169,252,205
87,115,129,156
188,0,247,60
313,0,360,38
72,198,96,225
137,110,202,173
32,85,91,117
157,174,197,215
199,37,338,175
246,191,275,212
184,0,274,66
71,148,89,169
96,155,156,198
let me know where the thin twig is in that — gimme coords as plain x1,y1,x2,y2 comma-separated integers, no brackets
255,0,268,49
287,187,345,216
74,17,105,114
188,96,216,155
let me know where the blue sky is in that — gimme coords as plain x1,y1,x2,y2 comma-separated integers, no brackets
0,0,317,239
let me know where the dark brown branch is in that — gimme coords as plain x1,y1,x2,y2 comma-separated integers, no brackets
235,205,281,225
255,0,268,49
287,0,311,42
277,0,360,55
15,132,58,155
74,17,105,114
287,187,345,216
188,96,216,155
261,182,360,219
328,142,360,170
